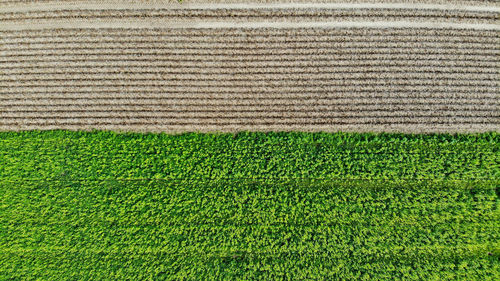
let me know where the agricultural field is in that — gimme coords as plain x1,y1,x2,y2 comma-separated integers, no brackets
0,131,499,280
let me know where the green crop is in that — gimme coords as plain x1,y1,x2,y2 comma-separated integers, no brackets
0,130,498,280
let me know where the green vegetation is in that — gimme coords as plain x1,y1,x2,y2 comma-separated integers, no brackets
0,131,498,280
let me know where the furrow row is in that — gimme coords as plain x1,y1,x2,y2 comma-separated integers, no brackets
3,17,495,25
1,0,498,4
2,84,497,92
2,35,498,45
3,60,498,70
2,28,497,38
4,42,498,51
4,80,496,87
3,48,498,57
2,54,497,63
2,90,497,98
1,117,497,125
2,74,498,83
2,8,495,19
3,66,498,75
3,41,498,52
2,98,496,106
2,111,497,119
2,106,497,113
1,124,495,134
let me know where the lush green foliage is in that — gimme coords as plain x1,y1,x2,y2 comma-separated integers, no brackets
0,131,498,280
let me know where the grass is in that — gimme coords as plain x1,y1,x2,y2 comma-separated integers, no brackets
0,130,498,280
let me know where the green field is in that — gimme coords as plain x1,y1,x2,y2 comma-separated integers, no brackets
0,131,499,280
